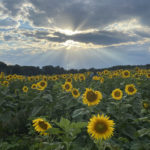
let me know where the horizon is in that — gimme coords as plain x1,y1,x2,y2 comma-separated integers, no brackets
1,61,150,71
0,0,150,69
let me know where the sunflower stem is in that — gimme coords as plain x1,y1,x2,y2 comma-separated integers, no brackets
95,140,105,150
65,142,71,150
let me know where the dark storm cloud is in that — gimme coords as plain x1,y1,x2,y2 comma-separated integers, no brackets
69,31,138,45
23,30,140,45
1,0,150,29
1,0,25,16
1,0,150,47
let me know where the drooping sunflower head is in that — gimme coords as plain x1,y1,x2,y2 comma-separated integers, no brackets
125,84,137,95
62,82,72,92
83,88,102,106
122,70,130,78
72,88,80,98
111,88,123,100
23,86,28,93
32,118,52,135
87,114,115,140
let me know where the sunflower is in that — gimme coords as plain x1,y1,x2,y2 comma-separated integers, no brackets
122,70,130,78
52,75,58,81
92,76,100,80
79,74,86,81
146,73,150,78
83,88,102,106
31,83,37,89
32,118,52,135
23,86,28,93
103,70,110,75
87,114,115,140
2,81,9,87
72,88,80,98
66,78,72,83
100,77,104,83
37,80,47,89
43,76,47,81
37,86,45,91
125,84,137,95
143,102,149,109
111,88,123,100
62,82,72,92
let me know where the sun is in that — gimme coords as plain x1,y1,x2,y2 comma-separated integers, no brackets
59,29,79,35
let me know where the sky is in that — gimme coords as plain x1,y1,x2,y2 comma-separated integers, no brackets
0,0,150,69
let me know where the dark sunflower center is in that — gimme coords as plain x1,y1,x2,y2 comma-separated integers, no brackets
38,121,48,130
114,91,121,97
40,82,46,87
148,74,150,77
128,86,134,92
124,72,129,76
67,78,71,82
94,121,108,133
86,91,97,102
65,84,70,89
73,90,78,95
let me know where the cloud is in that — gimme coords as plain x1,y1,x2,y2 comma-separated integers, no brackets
0,0,150,69
0,18,19,29
22,29,140,46
1,0,150,30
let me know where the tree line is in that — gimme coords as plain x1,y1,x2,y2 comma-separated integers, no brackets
0,61,150,76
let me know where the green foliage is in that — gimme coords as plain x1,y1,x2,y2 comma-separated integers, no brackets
0,69,150,150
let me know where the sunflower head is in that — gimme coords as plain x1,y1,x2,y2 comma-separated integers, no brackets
79,74,86,81
111,88,123,100
32,118,52,135
66,78,72,83
23,86,28,93
146,73,150,78
143,102,149,109
87,114,115,140
37,80,47,89
2,81,9,87
83,88,102,106
72,88,80,98
103,70,110,75
122,70,130,78
31,83,37,89
125,84,137,95
100,78,104,83
62,82,72,92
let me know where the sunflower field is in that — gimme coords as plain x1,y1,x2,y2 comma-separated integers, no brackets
0,68,150,150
